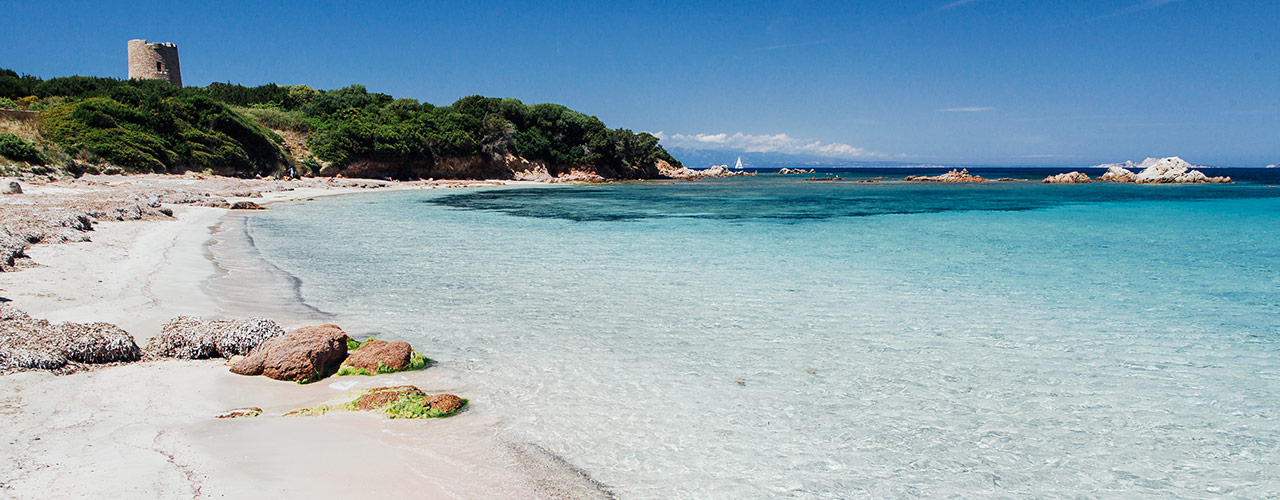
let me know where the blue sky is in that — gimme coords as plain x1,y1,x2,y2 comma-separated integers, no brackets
2,0,1277,166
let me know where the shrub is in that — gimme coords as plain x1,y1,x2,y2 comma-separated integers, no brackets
0,132,46,164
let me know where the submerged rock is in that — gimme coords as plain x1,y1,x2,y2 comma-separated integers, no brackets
146,316,284,359
1043,171,1091,183
230,324,349,383
424,394,465,414
285,385,467,419
904,169,987,183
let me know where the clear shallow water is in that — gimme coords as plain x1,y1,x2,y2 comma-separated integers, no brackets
246,174,1280,499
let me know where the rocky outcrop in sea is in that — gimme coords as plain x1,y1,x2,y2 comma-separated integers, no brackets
777,168,816,175
1093,157,1230,184
1043,172,1091,183
904,169,987,183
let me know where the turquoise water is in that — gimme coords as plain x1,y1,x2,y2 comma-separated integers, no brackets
247,175,1280,499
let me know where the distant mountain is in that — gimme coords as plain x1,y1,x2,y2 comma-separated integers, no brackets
665,147,914,168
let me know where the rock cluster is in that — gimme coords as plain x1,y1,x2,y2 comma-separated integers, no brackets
904,169,987,183
229,201,265,210
230,324,348,383
696,165,755,178
146,316,284,359
1042,172,1091,183
1098,166,1137,183
0,304,141,373
1093,157,1230,184
776,168,816,175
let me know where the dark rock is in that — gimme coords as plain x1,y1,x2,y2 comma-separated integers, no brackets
229,201,265,210
343,339,413,372
2,181,20,195
230,324,348,382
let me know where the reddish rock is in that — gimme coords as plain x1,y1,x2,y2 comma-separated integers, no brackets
344,339,413,372
426,394,464,414
352,386,425,411
230,324,348,382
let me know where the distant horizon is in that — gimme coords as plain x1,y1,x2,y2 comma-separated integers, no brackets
1,1,1277,166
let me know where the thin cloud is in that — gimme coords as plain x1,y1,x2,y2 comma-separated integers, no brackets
936,0,986,11
938,106,997,112
756,40,829,51
1101,0,1185,18
652,131,887,159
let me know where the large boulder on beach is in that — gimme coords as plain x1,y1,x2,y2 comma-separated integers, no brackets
1043,172,1091,183
2,181,20,194
230,324,349,383
146,316,285,359
342,338,414,373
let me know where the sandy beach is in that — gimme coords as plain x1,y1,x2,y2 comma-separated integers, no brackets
0,175,610,499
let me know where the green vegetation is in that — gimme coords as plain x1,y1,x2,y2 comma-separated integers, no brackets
0,132,46,164
0,67,680,178
284,386,466,419
384,392,468,419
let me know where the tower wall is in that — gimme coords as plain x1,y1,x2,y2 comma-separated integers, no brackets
127,39,182,87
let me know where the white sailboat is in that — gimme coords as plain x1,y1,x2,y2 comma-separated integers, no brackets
733,156,744,170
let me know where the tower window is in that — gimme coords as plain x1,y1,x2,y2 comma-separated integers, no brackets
156,62,163,72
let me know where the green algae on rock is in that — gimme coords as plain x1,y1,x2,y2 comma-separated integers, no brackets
335,337,430,377
283,386,466,419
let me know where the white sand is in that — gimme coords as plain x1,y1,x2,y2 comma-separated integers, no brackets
0,182,611,499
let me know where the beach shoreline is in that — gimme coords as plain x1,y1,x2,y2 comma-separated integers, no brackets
0,174,612,499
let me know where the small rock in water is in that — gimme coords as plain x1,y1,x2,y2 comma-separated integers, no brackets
735,378,746,386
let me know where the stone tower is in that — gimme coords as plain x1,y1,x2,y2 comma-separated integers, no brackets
127,39,182,87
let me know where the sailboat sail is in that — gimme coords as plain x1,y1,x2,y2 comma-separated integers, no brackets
734,157,743,169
